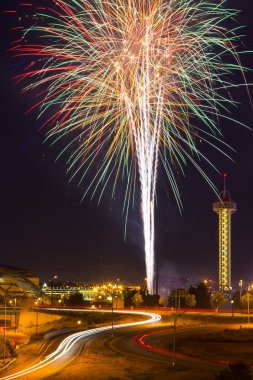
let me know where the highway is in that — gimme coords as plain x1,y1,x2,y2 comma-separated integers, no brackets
107,323,253,372
0,308,161,380
129,326,228,369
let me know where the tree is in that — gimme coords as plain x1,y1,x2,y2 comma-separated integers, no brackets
158,296,166,307
63,292,85,306
0,338,18,359
185,294,196,308
123,290,136,307
142,292,159,307
211,292,226,310
215,362,252,380
132,292,143,307
242,292,253,308
189,282,211,308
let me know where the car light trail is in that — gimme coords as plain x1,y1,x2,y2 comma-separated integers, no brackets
0,309,161,379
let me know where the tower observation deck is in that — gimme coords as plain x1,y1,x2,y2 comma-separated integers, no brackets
213,174,236,291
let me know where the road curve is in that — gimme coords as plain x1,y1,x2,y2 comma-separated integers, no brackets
1,308,161,380
131,327,229,369
112,325,249,370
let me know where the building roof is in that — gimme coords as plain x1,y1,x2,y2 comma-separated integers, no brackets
0,265,46,301
0,265,35,277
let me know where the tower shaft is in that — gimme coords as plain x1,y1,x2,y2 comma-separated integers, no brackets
217,208,232,290
213,187,236,291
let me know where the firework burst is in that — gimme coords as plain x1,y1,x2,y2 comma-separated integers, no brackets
10,0,248,293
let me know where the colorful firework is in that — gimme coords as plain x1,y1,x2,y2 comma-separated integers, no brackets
9,0,247,293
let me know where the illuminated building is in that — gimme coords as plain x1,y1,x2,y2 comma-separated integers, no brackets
213,174,237,291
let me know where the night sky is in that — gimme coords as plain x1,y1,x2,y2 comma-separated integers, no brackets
0,1,253,287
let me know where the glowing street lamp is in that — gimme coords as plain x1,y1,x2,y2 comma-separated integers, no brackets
107,296,113,332
14,298,17,333
239,279,243,315
9,299,17,333
91,305,95,323
230,300,234,317
247,286,251,324
172,314,177,367
49,275,58,306
3,297,7,365
35,300,39,334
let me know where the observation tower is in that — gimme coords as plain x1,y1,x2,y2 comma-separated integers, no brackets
213,174,237,291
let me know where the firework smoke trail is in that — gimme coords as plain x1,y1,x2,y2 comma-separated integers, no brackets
123,14,163,293
9,0,248,293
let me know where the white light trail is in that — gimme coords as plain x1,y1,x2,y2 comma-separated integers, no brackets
0,309,161,379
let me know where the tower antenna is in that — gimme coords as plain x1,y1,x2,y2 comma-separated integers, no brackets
223,172,227,193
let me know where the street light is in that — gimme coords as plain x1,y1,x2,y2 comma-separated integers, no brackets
14,298,17,334
112,297,114,332
3,297,7,365
49,275,58,306
8,298,17,333
172,314,177,366
107,296,113,332
35,300,39,334
91,305,95,324
231,300,234,317
2,297,13,365
247,286,251,324
34,298,42,334
239,280,243,315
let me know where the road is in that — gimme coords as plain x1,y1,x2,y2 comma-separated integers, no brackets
0,309,161,380
129,326,228,369
108,323,253,372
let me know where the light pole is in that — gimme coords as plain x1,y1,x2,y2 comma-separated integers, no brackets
239,280,243,315
172,314,177,366
35,300,39,334
91,305,95,324
247,286,251,324
9,300,13,328
9,298,17,333
14,299,17,334
106,295,114,332
231,300,234,317
111,296,114,332
49,275,58,306
3,297,7,365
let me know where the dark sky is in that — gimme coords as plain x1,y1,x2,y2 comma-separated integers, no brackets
0,1,253,287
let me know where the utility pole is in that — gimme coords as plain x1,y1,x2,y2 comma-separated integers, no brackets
3,297,7,365
247,287,250,324
172,314,177,366
14,298,17,334
111,295,114,332
155,247,159,297
231,300,234,317
239,280,243,315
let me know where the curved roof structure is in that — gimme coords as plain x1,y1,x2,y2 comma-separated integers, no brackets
0,265,46,301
